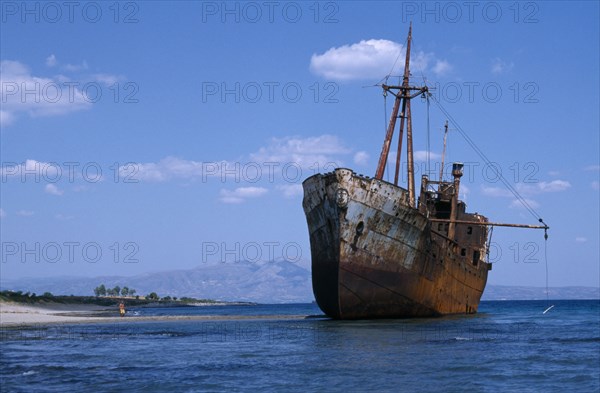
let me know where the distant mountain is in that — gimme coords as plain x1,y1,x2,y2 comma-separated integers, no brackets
2,263,598,303
0,260,314,304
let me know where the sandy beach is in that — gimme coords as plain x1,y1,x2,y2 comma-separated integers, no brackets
0,301,119,327
0,301,308,328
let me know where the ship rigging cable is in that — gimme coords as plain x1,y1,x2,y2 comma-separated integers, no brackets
428,94,548,227
427,92,552,312
543,230,553,312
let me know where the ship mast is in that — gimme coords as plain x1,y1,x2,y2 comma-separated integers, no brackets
393,23,412,187
375,23,425,208
406,97,415,206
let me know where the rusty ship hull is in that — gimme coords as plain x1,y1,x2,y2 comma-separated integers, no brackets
303,168,491,319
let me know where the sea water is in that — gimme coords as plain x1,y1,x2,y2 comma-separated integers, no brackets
1,300,598,392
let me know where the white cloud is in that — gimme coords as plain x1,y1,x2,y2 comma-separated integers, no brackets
0,60,91,127
250,135,349,170
119,135,350,188
1,160,61,181
45,54,57,67
0,208,5,219
120,135,366,188
414,150,441,161
310,39,400,80
55,213,74,220
485,179,570,210
309,39,438,81
592,181,599,191
44,54,88,71
0,110,15,126
123,157,233,182
45,184,64,196
535,180,571,193
1,159,105,183
219,187,268,204
62,61,89,72
127,161,167,182
386,151,398,165
460,184,470,200
432,60,452,76
92,73,123,86
584,165,600,172
125,135,350,184
482,180,571,197
491,58,514,74
575,237,588,243
277,184,304,198
387,150,441,165
481,186,513,197
353,151,369,166
16,210,34,216
509,198,540,209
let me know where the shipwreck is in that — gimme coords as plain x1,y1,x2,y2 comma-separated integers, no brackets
302,25,548,319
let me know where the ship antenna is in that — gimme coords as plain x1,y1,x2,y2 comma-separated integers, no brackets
439,120,449,187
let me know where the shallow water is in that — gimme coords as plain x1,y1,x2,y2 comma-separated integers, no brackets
1,300,598,392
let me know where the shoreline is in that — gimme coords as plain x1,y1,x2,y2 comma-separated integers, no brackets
0,301,114,327
0,301,310,328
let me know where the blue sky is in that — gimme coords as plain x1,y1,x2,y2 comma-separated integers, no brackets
1,1,598,289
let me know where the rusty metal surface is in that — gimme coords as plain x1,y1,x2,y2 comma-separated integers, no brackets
302,168,490,319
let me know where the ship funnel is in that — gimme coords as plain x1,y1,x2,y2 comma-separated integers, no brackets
452,163,464,179
448,162,463,240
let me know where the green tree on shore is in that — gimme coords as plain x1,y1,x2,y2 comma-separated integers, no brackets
94,284,107,297
93,284,138,297
146,292,159,301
